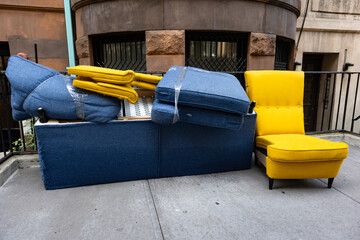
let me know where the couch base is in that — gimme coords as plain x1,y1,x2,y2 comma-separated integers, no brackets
35,115,256,189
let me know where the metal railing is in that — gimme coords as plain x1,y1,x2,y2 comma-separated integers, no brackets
1,70,37,164
303,71,360,134
1,70,360,164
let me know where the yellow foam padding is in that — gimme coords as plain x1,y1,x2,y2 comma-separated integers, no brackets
134,73,162,84
73,78,138,104
130,80,157,91
245,71,305,136
68,65,135,84
256,134,348,162
266,156,344,179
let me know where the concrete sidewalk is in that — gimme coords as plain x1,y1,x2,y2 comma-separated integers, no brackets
1,145,360,240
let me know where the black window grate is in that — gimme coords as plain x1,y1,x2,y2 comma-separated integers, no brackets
185,32,248,72
92,32,146,71
0,42,10,71
274,38,291,70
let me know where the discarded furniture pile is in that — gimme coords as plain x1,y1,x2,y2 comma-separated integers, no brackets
5,56,348,190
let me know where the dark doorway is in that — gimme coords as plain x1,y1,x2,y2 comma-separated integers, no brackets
1,42,20,152
302,54,323,132
274,38,291,70
0,42,10,70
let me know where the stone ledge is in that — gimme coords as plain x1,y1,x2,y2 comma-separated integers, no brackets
310,132,360,148
0,153,39,187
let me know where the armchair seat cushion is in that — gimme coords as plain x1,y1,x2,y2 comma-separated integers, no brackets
256,134,348,162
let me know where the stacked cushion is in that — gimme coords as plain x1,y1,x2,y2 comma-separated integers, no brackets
155,66,250,114
152,66,251,129
68,65,162,102
151,99,246,130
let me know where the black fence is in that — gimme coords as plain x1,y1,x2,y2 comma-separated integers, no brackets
1,70,360,164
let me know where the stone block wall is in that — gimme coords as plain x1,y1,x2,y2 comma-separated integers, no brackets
247,33,276,70
146,30,185,72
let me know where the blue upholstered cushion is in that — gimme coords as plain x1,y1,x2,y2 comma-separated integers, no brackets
6,56,121,122
151,99,246,130
6,56,59,120
155,66,250,114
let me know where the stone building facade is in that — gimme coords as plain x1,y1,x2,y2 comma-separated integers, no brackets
295,0,360,132
296,0,360,72
0,0,69,71
71,0,301,72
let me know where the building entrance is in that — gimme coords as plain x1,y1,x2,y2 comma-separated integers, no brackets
302,54,323,131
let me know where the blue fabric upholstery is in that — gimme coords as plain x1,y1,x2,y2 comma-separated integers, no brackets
159,114,257,177
35,115,256,189
35,120,160,189
151,99,246,130
155,66,250,114
6,56,59,120
6,56,121,123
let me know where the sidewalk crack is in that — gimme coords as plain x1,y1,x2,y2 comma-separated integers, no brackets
147,180,165,240
317,178,360,205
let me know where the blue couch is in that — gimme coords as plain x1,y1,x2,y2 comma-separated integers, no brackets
35,114,256,189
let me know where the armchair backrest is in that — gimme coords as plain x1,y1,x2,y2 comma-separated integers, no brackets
245,71,305,136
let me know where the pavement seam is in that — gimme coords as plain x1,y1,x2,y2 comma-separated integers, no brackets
317,178,360,205
146,180,166,240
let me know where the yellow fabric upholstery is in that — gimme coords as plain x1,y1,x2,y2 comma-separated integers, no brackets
266,157,343,179
68,65,135,84
244,70,348,183
68,65,160,94
73,77,138,104
134,73,162,84
256,134,348,162
130,80,157,91
245,71,305,136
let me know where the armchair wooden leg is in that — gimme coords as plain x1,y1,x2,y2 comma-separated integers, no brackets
328,178,335,188
255,156,258,165
269,178,274,190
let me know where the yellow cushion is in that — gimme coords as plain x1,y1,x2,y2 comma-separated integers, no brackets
266,157,344,179
245,71,305,136
134,73,162,84
256,134,348,162
73,77,138,104
130,80,157,91
68,65,135,84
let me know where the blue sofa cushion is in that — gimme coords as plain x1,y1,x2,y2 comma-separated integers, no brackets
5,56,59,120
151,99,246,130
6,56,121,123
155,66,250,114
23,74,121,122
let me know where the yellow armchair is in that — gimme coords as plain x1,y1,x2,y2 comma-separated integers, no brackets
245,71,348,189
